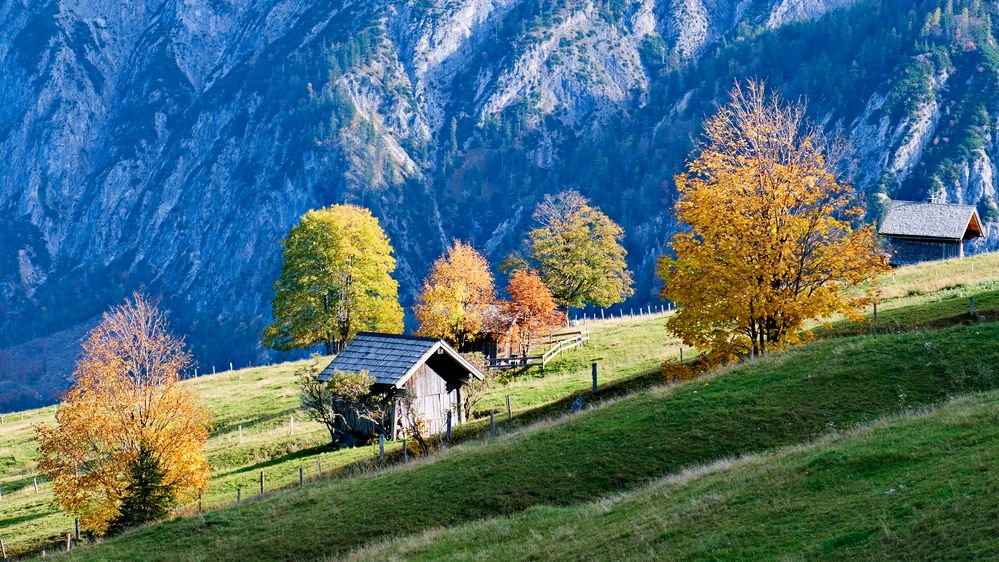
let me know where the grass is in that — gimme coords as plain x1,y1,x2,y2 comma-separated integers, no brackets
0,316,680,557
62,320,999,561
3,253,996,558
342,391,999,561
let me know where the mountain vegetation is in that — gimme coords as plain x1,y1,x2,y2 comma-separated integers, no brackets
6,0,999,411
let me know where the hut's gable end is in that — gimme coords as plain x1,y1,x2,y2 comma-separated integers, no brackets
401,364,458,436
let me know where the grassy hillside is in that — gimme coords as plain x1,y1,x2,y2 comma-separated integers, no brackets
65,319,999,561
344,391,999,561
2,254,997,559
0,312,681,557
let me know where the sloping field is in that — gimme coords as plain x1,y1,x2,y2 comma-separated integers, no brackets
343,391,999,561
66,320,999,561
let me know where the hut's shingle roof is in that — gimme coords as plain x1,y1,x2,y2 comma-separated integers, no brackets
879,201,981,240
318,332,480,386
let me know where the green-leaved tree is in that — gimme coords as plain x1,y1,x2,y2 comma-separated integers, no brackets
528,190,633,311
263,205,404,354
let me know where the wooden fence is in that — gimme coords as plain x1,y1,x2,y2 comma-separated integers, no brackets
487,329,589,370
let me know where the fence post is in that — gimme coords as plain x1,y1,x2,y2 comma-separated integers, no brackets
601,309,605,320
591,363,598,393
873,302,878,329
505,395,512,420
379,434,385,461
403,439,408,463
490,411,496,436
679,347,684,364
446,412,452,441
239,424,243,444
74,518,79,541
212,365,216,375
194,367,198,377
229,362,233,371
290,414,295,435
1,537,6,560
299,466,304,487
237,487,241,505
34,477,38,493
316,455,322,477
66,533,71,552
970,296,976,317
259,471,264,495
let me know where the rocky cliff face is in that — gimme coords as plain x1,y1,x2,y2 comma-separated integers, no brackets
2,0,998,410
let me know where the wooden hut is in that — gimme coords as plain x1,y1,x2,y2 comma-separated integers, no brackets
879,201,985,265
318,332,483,439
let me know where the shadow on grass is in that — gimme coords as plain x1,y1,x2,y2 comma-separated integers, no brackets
211,407,302,437
0,509,51,528
213,364,667,494
814,289,998,339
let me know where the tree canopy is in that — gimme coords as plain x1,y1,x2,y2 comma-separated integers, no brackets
498,269,562,354
36,294,211,535
528,190,633,310
659,81,887,360
263,205,404,354
415,241,496,347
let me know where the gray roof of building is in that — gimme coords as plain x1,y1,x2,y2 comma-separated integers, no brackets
318,332,482,386
879,201,982,240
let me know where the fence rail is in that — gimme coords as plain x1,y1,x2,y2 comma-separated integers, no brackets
488,330,589,370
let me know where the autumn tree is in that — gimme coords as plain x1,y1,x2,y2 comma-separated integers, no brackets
415,241,496,347
499,269,562,355
658,81,887,360
264,205,404,355
36,294,211,535
528,190,633,312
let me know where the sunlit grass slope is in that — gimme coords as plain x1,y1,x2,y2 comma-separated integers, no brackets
66,318,999,561
0,315,680,556
344,391,999,561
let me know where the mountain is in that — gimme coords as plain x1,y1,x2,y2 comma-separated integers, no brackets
2,0,998,411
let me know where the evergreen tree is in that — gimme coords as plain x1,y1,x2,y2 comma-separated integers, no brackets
108,443,176,535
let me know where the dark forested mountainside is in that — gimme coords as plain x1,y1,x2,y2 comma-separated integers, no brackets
2,0,998,411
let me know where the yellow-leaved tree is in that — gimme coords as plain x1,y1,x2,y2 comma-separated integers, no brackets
263,205,404,354
415,241,496,347
658,81,887,360
36,294,211,535
528,190,633,314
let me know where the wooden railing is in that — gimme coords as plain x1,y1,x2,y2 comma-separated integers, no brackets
487,329,589,370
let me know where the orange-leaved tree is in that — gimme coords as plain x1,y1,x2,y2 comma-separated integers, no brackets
658,81,887,360
415,240,496,347
36,293,211,535
499,269,562,355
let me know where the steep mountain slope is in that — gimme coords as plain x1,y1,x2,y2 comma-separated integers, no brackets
2,0,999,410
